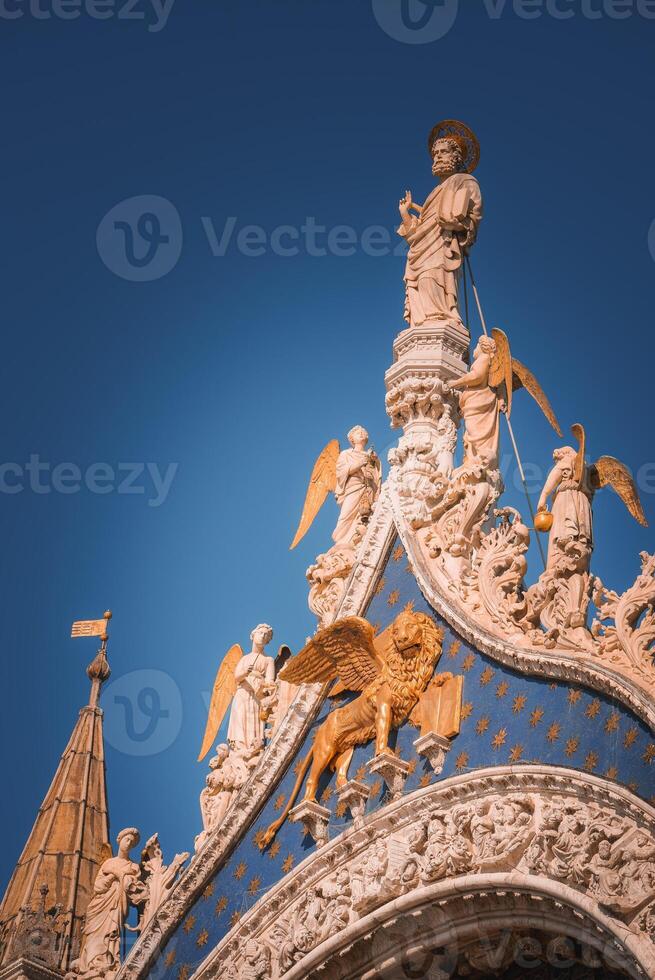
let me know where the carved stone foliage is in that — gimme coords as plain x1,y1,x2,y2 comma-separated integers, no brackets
140,837,188,931
203,769,655,980
458,506,530,636
522,536,596,653
387,394,460,530
592,553,655,684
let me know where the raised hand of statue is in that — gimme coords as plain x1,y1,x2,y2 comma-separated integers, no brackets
399,190,414,231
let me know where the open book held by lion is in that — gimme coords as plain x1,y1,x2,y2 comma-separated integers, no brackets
262,609,461,846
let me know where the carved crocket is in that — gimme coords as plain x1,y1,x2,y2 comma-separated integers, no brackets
262,610,445,845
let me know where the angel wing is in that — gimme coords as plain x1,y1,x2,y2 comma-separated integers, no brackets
279,617,382,692
590,456,648,527
571,422,586,486
488,328,514,417
290,439,340,550
512,358,562,436
197,643,243,762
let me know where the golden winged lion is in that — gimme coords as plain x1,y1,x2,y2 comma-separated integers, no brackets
261,609,448,846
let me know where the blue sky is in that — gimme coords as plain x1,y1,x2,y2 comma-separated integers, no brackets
1,0,654,886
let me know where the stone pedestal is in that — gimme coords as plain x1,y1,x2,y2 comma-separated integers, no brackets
386,320,470,528
289,800,331,846
336,779,371,828
366,753,411,801
413,731,451,776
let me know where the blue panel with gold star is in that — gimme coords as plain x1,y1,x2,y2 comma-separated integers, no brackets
147,539,655,980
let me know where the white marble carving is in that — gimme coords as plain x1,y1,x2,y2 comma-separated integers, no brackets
203,768,655,980
398,135,482,331
139,835,188,931
67,829,147,980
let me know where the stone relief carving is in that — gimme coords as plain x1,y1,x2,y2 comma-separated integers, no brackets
306,541,357,630
458,506,530,636
387,383,460,529
195,742,261,852
206,769,655,980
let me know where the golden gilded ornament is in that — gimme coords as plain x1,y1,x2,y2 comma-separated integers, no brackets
289,439,340,549
488,327,562,434
427,119,480,174
262,609,456,846
534,509,554,533
586,444,647,527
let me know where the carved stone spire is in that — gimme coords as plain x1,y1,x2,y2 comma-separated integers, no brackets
0,636,112,977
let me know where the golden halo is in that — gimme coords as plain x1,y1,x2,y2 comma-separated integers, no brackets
427,119,480,174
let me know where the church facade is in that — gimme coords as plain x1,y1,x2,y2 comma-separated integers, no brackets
2,121,655,980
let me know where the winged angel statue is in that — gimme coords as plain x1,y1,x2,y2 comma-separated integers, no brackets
537,422,647,569
198,624,289,762
262,609,451,845
290,425,382,551
449,327,562,469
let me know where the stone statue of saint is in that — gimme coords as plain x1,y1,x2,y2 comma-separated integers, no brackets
226,624,276,751
397,120,482,329
69,828,146,980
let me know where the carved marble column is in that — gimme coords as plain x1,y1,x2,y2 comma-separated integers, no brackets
385,321,468,528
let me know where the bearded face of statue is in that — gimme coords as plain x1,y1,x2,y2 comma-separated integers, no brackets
431,138,463,179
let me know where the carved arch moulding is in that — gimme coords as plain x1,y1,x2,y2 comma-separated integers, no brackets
195,766,655,980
